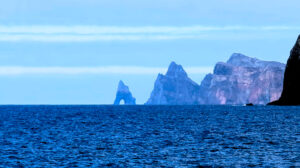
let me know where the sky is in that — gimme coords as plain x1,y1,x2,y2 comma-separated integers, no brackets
0,0,300,104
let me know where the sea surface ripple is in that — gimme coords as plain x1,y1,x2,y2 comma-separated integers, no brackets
0,105,299,167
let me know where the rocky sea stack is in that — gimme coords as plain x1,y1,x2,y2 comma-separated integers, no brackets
113,80,136,105
146,62,201,105
268,35,300,105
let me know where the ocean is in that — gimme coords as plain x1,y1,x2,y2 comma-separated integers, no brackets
0,105,299,167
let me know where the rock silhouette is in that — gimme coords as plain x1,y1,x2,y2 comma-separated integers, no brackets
268,35,300,105
113,80,136,105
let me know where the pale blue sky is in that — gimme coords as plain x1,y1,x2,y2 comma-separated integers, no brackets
0,0,299,104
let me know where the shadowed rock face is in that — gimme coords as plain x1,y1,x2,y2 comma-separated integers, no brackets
269,35,300,105
114,81,136,105
199,53,285,105
146,62,201,105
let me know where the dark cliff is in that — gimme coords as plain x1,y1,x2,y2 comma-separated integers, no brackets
269,35,300,105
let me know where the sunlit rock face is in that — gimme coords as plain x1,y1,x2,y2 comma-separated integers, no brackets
113,80,136,105
146,62,201,105
199,53,285,105
269,35,300,105
146,54,285,105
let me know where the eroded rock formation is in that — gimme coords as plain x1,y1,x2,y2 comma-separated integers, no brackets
199,53,285,105
146,54,285,105
114,80,136,105
146,62,201,105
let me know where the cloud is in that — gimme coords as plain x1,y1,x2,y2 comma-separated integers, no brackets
0,34,204,42
0,25,299,34
0,25,299,42
0,66,214,75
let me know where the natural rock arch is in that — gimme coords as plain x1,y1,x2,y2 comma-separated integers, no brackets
113,80,136,105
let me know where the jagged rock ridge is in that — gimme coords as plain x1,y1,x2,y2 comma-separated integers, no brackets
113,80,136,105
146,62,201,105
269,35,300,105
199,53,285,105
146,54,285,105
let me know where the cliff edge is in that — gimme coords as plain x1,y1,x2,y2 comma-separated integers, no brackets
268,35,300,105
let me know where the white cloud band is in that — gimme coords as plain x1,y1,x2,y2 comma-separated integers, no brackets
0,66,213,75
0,34,204,42
0,25,299,34
0,25,298,42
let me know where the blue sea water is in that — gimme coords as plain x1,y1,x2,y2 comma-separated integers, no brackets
0,105,299,167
